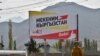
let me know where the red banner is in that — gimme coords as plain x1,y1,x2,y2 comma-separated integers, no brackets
31,29,77,39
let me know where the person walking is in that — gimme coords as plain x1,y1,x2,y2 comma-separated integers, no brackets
71,41,84,56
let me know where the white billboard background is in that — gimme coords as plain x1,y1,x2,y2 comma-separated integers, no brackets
29,12,77,39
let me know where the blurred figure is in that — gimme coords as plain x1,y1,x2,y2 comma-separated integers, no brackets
71,41,83,56
0,43,4,50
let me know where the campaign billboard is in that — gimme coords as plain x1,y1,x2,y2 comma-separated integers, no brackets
29,11,77,40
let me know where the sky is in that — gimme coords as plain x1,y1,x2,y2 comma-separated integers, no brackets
0,0,100,22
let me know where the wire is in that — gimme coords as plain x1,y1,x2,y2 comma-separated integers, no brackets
0,0,56,13
80,0,88,3
0,3,54,14
0,0,88,14
2,0,49,10
0,0,57,14
3,0,39,3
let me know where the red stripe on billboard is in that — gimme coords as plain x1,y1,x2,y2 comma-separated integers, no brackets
31,29,77,39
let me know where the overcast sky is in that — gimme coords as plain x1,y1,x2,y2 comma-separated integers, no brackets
0,0,100,22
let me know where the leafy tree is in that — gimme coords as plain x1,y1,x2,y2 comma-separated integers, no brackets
65,40,70,49
14,40,16,50
91,40,97,51
1,35,4,46
53,40,62,51
95,40,97,51
87,39,90,50
8,20,13,50
0,35,4,50
84,38,88,50
25,38,41,55
1,35,3,44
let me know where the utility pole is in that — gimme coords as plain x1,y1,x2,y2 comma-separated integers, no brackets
76,14,79,41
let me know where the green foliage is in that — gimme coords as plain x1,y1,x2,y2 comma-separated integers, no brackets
53,40,84,51
87,39,90,50
84,38,98,51
84,38,90,50
53,40,62,50
0,35,4,50
25,38,41,54
65,40,72,50
14,40,16,50
79,41,82,47
1,35,3,44
8,20,13,50
58,40,62,49
65,40,69,48
91,40,97,50
0,35,4,48
84,38,87,50
53,40,72,51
